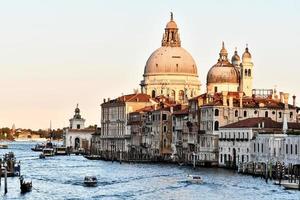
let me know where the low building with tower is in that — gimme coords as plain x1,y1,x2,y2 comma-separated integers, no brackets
64,105,95,153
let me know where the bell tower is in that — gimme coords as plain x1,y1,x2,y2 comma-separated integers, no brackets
240,45,253,96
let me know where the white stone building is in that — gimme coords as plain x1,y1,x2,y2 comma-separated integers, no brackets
64,105,95,152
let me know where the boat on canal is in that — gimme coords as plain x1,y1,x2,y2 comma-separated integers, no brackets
187,175,204,184
55,146,68,155
20,176,32,193
84,176,98,187
281,181,300,190
0,144,8,149
42,148,55,157
31,143,45,151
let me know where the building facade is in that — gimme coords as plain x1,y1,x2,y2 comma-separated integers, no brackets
64,105,95,153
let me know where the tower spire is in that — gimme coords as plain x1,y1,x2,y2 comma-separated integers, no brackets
170,12,173,21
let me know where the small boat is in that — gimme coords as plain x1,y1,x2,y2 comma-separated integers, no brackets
31,143,45,151
55,146,68,155
20,176,32,193
281,181,300,190
84,176,98,187
0,144,8,149
187,175,204,184
42,148,55,157
39,153,46,159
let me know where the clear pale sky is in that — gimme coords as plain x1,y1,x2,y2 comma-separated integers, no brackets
0,0,299,130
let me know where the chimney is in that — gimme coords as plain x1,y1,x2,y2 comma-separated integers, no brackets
292,95,296,107
170,106,174,113
258,123,261,128
261,121,265,128
239,92,243,108
222,91,228,106
108,98,110,102
103,98,106,103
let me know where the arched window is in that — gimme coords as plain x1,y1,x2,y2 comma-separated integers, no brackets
151,90,156,98
245,69,248,76
265,111,269,118
296,145,298,155
291,144,293,154
248,69,251,76
235,110,238,117
215,109,219,116
214,86,218,93
214,121,219,131
290,112,293,118
179,90,184,101
244,110,247,117
279,112,282,118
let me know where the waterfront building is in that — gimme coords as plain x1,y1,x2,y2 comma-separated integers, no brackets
219,117,300,167
283,129,300,165
64,105,95,152
187,90,297,166
219,117,283,167
140,13,201,103
127,97,180,161
171,108,189,162
99,93,154,160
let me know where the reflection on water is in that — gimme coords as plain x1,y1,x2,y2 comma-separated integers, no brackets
0,142,299,200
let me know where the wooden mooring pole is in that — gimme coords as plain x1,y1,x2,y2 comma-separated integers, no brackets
4,167,7,194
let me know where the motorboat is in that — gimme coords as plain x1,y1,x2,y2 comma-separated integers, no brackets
55,146,68,155
84,176,98,187
42,148,55,157
187,175,203,184
281,181,300,190
31,143,45,151
0,144,8,149
20,176,32,193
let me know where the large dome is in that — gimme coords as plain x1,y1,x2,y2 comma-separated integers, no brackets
144,46,198,76
207,61,240,84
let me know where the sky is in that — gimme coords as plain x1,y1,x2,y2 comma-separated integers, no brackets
0,0,299,130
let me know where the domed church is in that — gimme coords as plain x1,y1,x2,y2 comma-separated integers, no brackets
206,42,254,97
140,13,201,103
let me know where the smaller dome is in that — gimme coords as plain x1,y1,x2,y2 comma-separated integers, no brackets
242,47,252,62
207,61,240,84
231,50,240,63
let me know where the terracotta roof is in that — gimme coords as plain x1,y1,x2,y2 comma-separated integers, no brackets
221,117,300,130
191,92,294,109
173,108,189,115
103,93,151,105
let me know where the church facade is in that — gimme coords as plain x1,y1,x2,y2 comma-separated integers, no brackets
140,13,201,103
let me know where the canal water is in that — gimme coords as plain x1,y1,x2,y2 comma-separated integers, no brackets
0,142,299,200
